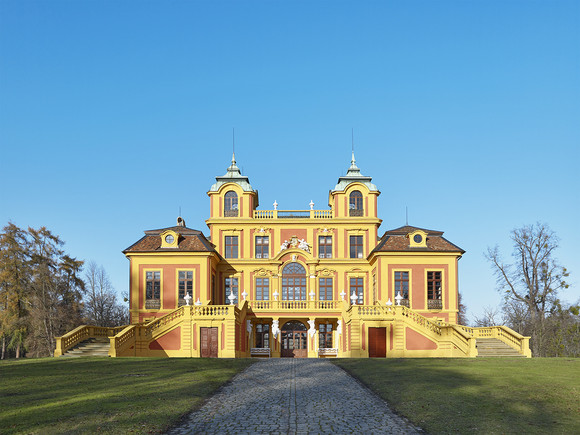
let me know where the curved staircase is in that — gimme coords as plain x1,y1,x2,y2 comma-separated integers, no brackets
59,337,110,357
476,338,526,357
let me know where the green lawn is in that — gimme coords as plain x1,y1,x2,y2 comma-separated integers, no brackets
333,358,580,434
0,357,254,435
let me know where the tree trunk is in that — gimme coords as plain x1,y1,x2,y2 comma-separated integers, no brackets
1,336,5,360
16,343,20,359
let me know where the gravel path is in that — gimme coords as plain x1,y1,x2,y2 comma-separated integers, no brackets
166,358,422,434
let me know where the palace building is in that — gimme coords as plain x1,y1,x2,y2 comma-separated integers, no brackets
55,153,531,358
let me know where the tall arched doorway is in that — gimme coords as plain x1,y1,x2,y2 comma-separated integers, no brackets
281,262,306,300
281,320,308,358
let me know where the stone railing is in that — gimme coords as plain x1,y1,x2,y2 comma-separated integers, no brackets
399,306,442,335
109,325,137,357
192,305,231,317
356,305,395,318
253,209,333,220
144,306,185,337
249,300,341,311
54,325,126,357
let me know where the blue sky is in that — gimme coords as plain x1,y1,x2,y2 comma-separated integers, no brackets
1,1,579,322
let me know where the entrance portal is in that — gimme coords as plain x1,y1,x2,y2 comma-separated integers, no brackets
281,320,308,358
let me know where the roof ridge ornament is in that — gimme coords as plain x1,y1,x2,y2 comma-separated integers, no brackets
331,149,378,193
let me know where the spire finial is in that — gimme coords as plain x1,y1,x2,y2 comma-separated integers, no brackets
351,128,356,167
232,128,236,164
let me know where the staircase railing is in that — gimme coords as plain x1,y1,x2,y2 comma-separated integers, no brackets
109,325,137,357
54,325,126,356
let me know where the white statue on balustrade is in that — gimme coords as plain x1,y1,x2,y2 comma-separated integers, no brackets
337,320,342,335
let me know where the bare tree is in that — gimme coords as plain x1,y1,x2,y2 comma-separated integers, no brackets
457,292,468,325
486,223,570,356
84,262,126,327
472,305,502,327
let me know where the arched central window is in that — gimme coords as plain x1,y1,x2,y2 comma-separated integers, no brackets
282,262,306,300
349,190,363,216
224,191,238,217
281,320,307,331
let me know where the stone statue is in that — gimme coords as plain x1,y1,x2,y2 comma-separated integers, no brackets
307,319,316,337
272,320,280,339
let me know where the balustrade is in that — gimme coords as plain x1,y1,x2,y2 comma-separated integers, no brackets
253,209,333,220
248,300,340,311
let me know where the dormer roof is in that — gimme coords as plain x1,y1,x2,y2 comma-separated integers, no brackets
332,152,378,192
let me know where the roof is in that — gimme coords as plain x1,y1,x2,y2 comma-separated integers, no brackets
123,226,216,253
332,152,378,192
208,153,258,198
371,225,465,254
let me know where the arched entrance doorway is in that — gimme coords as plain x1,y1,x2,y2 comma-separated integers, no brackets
282,262,306,300
281,320,308,358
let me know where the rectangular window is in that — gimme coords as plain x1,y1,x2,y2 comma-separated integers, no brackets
225,277,238,304
318,236,332,258
178,271,193,306
256,324,270,348
350,277,364,305
146,271,161,309
319,323,333,348
225,236,238,259
394,271,409,307
256,277,270,300
255,236,269,259
319,277,333,300
427,271,442,309
349,235,363,259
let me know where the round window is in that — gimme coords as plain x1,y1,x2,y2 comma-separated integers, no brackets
165,234,175,244
413,234,423,243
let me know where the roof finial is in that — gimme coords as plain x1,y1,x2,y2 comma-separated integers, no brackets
232,127,236,164
351,128,356,167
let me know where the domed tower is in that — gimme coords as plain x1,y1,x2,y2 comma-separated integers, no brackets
329,151,380,220
207,153,259,219
206,153,259,259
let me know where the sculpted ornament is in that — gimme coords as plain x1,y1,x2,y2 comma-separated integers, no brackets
279,236,311,253
272,320,280,338
307,319,316,337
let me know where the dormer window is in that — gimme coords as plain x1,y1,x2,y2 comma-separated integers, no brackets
349,190,363,216
225,191,239,217
408,230,428,248
160,230,179,248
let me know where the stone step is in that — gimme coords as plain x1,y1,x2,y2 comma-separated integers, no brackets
61,338,111,357
476,338,524,357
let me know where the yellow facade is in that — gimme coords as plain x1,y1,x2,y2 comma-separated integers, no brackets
55,153,531,358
